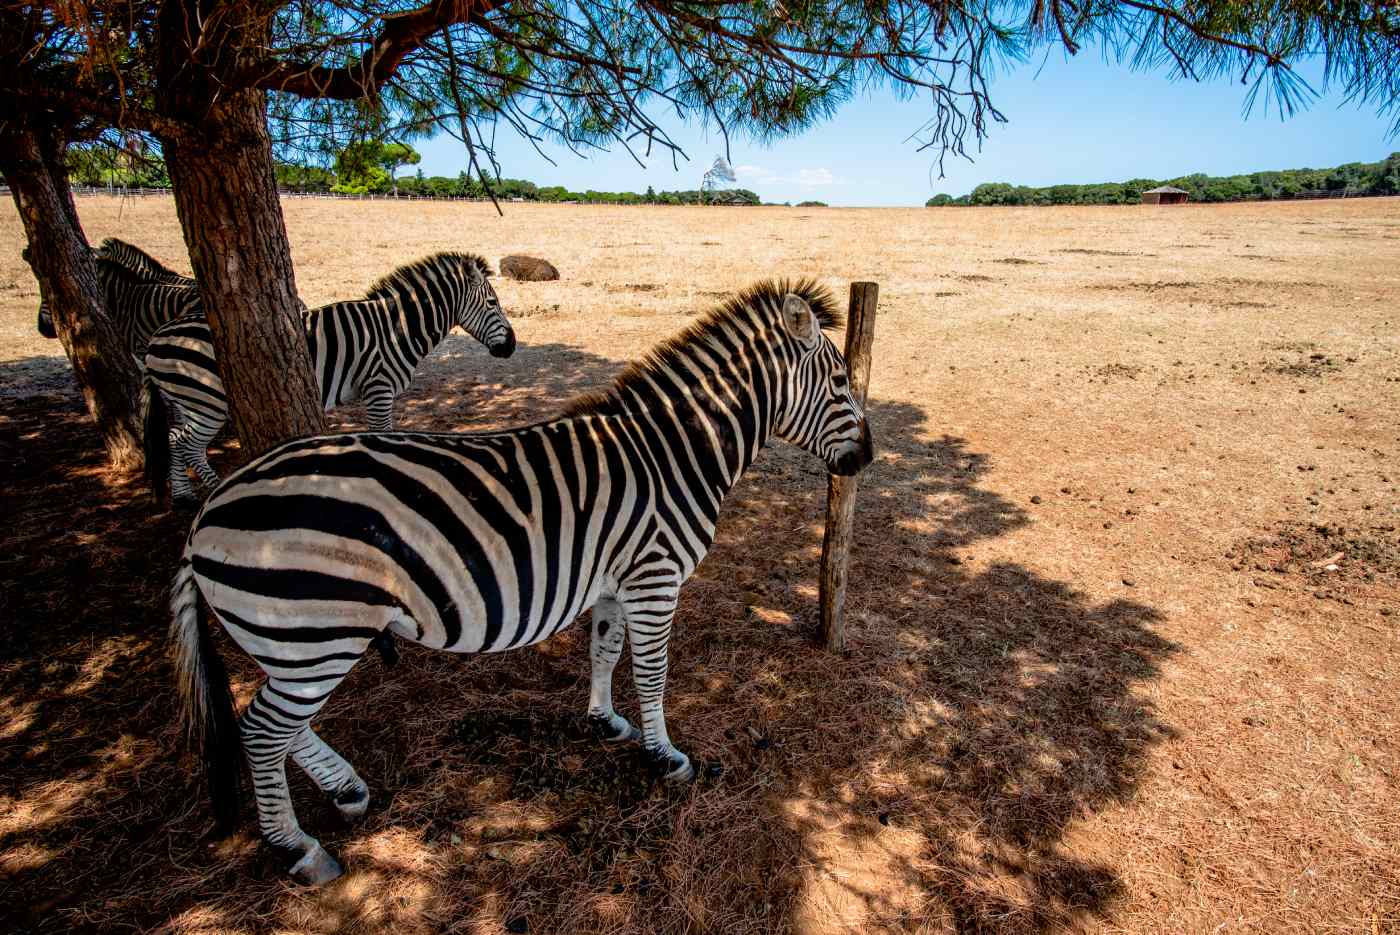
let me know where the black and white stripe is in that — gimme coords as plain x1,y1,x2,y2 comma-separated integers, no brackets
95,237,197,287
168,279,873,884
35,237,201,362
143,252,515,504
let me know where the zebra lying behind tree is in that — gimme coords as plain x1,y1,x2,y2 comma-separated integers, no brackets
143,252,516,506
35,238,201,361
169,279,873,885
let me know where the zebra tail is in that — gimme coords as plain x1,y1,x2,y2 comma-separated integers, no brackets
170,558,245,833
143,375,170,505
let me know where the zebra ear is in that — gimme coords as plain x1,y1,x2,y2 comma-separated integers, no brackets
781,293,818,348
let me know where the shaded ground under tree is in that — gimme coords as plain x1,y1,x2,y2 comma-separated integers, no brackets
0,336,1175,934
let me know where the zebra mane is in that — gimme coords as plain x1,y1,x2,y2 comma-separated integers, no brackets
364,252,493,299
563,278,840,418
98,238,191,283
94,252,167,286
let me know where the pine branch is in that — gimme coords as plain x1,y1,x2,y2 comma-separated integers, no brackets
242,0,508,99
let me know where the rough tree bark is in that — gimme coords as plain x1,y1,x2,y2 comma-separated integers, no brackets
156,4,326,457
0,125,145,470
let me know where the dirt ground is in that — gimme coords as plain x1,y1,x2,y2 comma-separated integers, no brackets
1,196,1397,934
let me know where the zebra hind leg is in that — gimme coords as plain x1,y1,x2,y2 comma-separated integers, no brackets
586,598,640,743
182,413,223,495
167,420,200,507
289,725,371,822
240,677,349,885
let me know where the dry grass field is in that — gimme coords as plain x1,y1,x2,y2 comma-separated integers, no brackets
1,195,1398,935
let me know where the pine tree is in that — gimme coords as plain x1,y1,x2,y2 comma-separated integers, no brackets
3,1,1397,460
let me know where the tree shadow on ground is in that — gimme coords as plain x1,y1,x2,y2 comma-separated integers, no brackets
0,335,1176,934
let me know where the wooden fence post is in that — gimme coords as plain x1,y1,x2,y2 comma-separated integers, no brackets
819,281,878,652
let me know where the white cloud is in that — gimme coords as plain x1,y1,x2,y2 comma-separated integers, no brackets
793,168,839,187
733,164,845,187
734,164,776,182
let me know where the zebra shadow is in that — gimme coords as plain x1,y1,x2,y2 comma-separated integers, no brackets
0,339,1177,935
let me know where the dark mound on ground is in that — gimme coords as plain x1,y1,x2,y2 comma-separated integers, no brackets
501,254,560,282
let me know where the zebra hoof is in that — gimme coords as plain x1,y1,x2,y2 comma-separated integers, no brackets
333,783,370,821
664,753,695,783
288,842,344,886
587,713,640,744
648,746,693,782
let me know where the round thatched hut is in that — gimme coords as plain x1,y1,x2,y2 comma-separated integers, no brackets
1141,185,1189,205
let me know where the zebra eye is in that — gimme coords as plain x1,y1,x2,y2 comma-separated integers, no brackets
832,373,847,390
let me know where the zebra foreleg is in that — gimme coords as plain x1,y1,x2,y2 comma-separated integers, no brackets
586,598,641,743
289,725,371,822
621,572,693,781
240,678,346,885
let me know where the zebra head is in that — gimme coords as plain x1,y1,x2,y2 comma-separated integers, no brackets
774,293,874,477
37,302,57,339
23,247,57,338
458,258,516,359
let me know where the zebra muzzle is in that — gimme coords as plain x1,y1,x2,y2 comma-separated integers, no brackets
490,330,517,358
830,422,874,476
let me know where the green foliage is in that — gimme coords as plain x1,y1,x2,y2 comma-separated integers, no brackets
936,154,1400,206
331,140,422,194
16,0,1400,199
796,200,828,207
275,162,335,192
66,141,169,188
241,0,1400,180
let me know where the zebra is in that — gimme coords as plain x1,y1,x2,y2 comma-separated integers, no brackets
143,252,516,506
168,278,873,885
35,239,202,361
35,246,203,363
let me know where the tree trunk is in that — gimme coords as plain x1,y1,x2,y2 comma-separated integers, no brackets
155,1,326,458
0,126,145,471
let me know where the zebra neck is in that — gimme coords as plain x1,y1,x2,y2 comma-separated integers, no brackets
386,274,464,358
621,352,778,518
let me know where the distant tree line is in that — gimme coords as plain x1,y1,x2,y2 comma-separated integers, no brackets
63,139,761,205
927,153,1400,207
280,169,762,205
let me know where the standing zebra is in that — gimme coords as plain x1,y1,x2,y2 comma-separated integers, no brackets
35,240,202,362
169,279,873,884
144,252,516,505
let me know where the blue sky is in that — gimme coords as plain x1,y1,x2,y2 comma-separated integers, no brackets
413,52,1396,207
